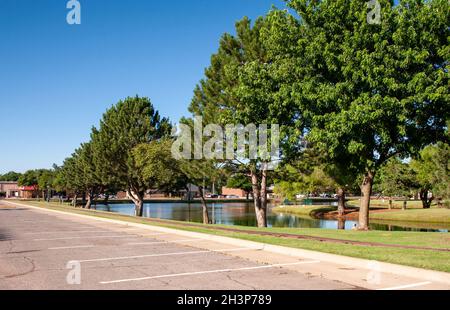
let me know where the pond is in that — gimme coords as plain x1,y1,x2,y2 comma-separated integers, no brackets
93,201,449,232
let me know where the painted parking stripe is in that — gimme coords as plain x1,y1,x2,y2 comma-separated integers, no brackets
377,281,432,290
49,245,95,250
126,239,206,245
26,230,114,235
34,235,133,241
100,261,321,284
33,232,168,241
79,247,263,263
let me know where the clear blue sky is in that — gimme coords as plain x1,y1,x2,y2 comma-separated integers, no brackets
0,0,287,174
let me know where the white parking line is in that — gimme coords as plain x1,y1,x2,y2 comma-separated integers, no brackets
34,235,132,241
136,233,170,237
79,247,262,263
26,230,114,235
100,261,321,284
48,245,95,250
126,239,206,245
377,281,433,290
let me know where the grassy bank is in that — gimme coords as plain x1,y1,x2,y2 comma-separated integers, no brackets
272,205,338,217
8,200,450,272
370,208,450,224
274,204,450,224
347,199,435,209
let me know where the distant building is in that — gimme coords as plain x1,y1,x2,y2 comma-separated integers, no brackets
222,187,247,198
222,185,275,199
0,182,20,198
19,185,39,199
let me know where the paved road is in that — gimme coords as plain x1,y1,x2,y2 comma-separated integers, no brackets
0,204,357,290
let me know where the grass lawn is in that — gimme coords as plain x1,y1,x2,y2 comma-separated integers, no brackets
9,200,450,272
272,205,337,217
274,203,450,224
347,199,435,209
369,208,450,224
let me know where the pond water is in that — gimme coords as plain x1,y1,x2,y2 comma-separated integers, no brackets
93,202,448,232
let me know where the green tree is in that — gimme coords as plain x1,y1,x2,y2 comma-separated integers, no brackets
132,139,188,198
92,96,171,216
375,158,420,208
412,142,450,207
18,170,40,198
287,0,449,229
189,11,301,227
275,164,335,199
58,155,85,206
37,169,56,201
226,174,253,199
275,144,359,217
0,171,22,182
77,142,105,209
179,159,223,224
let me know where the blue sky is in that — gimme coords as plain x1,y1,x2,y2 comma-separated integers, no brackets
0,0,287,174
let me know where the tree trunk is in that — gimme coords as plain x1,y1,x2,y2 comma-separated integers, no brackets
199,186,210,224
103,194,109,205
71,194,78,207
420,189,431,209
358,171,375,230
85,191,93,209
250,165,268,228
337,218,346,230
259,166,268,227
337,187,346,218
81,192,86,208
128,189,144,217
138,199,144,216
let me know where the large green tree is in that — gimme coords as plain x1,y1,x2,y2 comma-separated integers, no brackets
132,139,188,199
189,11,301,227
58,154,85,206
287,0,449,229
92,96,171,216
412,142,450,207
77,142,104,209
57,143,102,208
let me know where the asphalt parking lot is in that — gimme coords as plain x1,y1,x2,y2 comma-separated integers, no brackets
0,204,357,290
1,203,449,290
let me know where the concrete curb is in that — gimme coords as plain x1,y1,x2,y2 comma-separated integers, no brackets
4,200,450,286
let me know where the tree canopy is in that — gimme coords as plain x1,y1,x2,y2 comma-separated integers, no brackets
284,0,449,228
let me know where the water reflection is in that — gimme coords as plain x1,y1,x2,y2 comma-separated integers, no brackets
93,202,448,232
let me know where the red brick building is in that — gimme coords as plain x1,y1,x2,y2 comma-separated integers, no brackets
221,187,247,198
0,182,20,198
